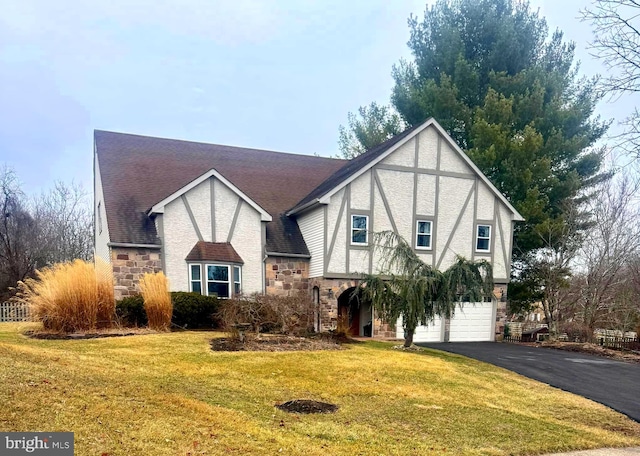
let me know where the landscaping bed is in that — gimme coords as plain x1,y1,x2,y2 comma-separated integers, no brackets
539,341,640,363
210,333,345,352
23,327,156,340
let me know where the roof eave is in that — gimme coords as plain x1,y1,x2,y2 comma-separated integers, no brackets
286,198,321,217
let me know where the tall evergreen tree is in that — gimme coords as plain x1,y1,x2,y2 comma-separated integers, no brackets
340,0,609,305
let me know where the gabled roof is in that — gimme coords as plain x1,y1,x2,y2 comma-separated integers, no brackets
288,118,524,222
186,241,244,264
148,168,272,222
95,130,346,254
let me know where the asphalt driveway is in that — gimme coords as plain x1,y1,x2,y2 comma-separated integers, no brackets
418,342,640,422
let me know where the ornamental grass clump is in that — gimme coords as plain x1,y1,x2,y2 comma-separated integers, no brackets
15,259,115,333
139,272,172,331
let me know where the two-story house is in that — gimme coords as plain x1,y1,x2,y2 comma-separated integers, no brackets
94,118,523,342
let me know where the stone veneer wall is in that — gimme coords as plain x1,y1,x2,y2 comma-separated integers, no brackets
308,277,396,338
262,256,508,341
111,247,163,300
265,256,310,296
493,284,508,340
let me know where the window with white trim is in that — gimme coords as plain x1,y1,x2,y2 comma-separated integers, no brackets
476,224,491,252
351,215,368,245
416,220,432,249
207,265,230,298
190,264,202,294
188,263,242,298
233,265,241,295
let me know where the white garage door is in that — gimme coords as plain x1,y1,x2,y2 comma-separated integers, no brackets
449,302,494,342
396,316,444,342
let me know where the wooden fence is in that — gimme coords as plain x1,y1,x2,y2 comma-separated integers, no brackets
598,337,640,351
0,302,31,322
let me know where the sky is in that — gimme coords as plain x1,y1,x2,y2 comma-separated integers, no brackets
0,0,637,195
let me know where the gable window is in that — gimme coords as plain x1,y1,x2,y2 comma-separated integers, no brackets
476,224,491,252
188,263,242,298
416,220,432,249
351,215,368,245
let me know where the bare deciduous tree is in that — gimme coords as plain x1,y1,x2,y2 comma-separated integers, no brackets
0,166,93,298
557,170,640,338
35,181,93,263
0,167,44,298
582,0,640,156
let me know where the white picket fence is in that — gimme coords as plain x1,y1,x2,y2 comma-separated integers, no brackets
0,301,31,322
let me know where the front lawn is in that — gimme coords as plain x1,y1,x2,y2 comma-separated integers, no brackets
0,323,638,455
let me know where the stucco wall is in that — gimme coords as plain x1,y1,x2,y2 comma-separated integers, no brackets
317,124,514,282
161,176,263,295
93,153,111,264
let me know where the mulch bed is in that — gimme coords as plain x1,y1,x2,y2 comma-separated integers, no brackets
23,328,156,340
532,341,640,363
210,333,346,352
276,399,339,414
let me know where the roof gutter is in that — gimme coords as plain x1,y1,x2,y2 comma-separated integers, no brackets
108,242,162,249
286,199,321,217
265,251,311,259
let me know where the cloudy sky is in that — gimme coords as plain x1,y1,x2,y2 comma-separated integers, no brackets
0,0,636,194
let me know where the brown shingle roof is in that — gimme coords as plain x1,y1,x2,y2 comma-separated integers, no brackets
185,241,243,264
288,123,423,214
95,130,346,254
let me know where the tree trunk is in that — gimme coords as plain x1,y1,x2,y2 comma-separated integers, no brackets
404,327,415,347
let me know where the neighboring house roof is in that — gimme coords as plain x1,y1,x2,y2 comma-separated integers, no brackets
288,118,524,221
185,241,244,264
95,130,346,254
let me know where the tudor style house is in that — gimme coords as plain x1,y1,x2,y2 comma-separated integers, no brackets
94,118,523,342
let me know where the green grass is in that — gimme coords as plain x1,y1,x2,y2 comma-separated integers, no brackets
0,323,638,456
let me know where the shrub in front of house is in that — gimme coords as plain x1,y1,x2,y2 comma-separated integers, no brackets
171,292,219,329
218,292,314,336
14,259,115,333
115,295,146,327
116,292,219,329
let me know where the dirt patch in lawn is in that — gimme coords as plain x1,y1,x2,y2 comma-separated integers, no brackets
276,399,339,414
210,333,347,352
535,341,640,363
23,328,157,340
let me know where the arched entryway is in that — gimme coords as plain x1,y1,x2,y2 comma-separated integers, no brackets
337,287,373,337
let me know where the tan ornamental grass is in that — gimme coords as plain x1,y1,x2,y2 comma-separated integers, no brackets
14,259,115,333
139,272,172,331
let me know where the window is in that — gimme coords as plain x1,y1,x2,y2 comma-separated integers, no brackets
351,215,368,245
188,263,242,298
207,265,230,298
476,224,491,252
190,264,202,294
233,265,241,295
416,220,432,249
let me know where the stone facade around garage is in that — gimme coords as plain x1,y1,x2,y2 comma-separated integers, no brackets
110,247,163,299
307,278,509,340
307,277,396,338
